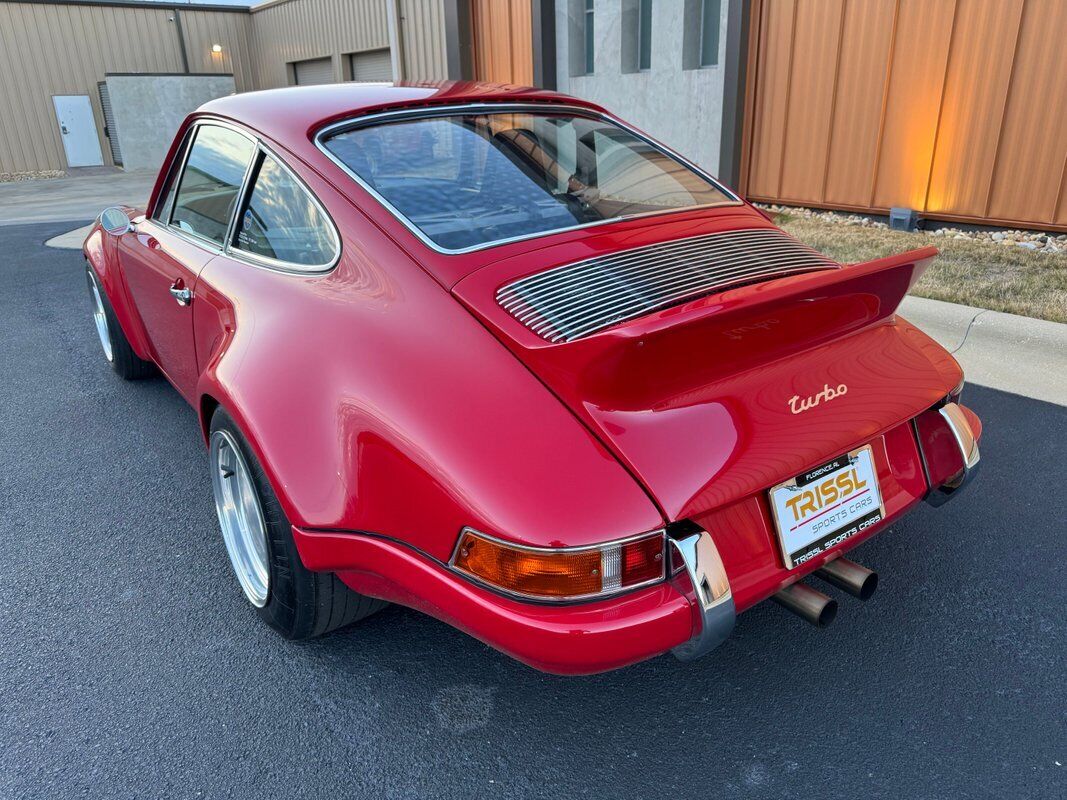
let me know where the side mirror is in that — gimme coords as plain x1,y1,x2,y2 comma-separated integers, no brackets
99,207,132,236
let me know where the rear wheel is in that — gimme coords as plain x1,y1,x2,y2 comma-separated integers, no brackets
208,407,386,638
85,264,156,380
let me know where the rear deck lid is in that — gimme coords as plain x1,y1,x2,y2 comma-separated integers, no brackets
454,219,960,520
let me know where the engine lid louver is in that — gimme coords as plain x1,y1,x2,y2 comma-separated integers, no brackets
496,228,840,343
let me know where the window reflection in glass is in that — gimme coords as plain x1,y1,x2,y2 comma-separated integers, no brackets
171,126,255,244
324,111,734,251
233,154,336,267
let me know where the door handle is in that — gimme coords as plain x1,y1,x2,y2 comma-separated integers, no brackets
169,283,192,306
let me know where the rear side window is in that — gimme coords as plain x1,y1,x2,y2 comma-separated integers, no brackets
231,154,337,268
171,125,256,245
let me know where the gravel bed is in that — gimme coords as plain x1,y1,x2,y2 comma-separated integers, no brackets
0,170,66,183
758,204,1066,254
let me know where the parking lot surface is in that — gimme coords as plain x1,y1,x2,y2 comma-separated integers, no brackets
1,221,1064,799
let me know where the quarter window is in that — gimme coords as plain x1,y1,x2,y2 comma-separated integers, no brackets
171,125,256,245
232,153,337,268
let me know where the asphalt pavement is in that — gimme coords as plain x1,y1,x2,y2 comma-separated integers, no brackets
1,221,1064,799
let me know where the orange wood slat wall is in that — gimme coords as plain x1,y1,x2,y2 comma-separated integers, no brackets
743,0,1067,231
471,0,534,86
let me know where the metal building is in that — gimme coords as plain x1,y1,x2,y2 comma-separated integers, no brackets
0,0,450,174
3,0,1065,234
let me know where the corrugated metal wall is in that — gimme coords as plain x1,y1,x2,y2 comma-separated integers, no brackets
182,8,257,92
247,0,446,88
744,0,1067,231
0,0,451,173
399,0,448,81
0,1,249,173
470,0,533,85
248,0,390,88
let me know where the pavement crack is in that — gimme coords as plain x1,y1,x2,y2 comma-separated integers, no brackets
951,310,988,354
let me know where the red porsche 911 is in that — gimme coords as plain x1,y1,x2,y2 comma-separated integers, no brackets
83,82,981,674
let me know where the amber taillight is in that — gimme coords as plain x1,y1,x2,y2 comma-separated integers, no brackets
449,528,666,601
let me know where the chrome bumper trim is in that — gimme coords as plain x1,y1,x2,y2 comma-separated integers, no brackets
925,402,981,507
668,531,736,662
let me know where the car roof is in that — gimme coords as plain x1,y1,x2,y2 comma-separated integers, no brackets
196,81,608,145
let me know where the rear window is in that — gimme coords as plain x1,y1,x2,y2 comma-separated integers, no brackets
321,111,735,251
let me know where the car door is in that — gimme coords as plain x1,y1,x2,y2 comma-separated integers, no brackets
121,123,257,402
191,143,341,379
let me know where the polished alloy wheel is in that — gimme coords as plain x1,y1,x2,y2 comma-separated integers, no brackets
210,430,270,607
86,270,113,362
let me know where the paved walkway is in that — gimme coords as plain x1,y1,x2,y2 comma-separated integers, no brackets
899,296,1066,407
0,169,156,226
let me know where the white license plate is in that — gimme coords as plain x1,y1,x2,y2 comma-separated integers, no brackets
768,445,885,569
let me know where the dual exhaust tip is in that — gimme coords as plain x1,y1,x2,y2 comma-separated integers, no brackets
771,557,878,628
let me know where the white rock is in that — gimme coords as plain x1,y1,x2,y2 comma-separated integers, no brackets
992,232,1005,241
1016,241,1040,250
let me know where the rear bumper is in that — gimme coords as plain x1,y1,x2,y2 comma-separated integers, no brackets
292,493,913,674
293,527,694,675
918,402,982,506
292,405,981,675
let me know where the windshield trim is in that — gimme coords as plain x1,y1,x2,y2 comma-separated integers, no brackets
314,102,743,256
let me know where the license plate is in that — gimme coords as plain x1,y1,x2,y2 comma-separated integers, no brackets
768,445,885,569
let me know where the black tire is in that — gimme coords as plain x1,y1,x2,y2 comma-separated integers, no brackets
209,407,386,639
85,264,156,380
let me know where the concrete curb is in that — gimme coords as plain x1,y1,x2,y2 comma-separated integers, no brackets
900,296,1067,407
45,223,94,249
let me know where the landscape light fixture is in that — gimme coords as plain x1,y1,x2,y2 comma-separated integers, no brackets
889,207,921,232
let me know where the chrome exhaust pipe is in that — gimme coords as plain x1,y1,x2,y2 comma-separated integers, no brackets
815,557,878,601
771,582,837,628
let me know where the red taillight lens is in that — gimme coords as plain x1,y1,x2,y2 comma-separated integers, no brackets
620,534,664,587
450,529,665,601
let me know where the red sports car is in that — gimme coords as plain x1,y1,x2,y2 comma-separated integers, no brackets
83,82,981,674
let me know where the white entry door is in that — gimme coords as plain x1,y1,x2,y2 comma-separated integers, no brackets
52,95,104,168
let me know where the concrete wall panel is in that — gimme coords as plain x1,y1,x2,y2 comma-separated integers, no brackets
106,74,237,171
554,0,730,179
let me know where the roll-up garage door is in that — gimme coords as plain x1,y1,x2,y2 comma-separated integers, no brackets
97,81,122,166
349,48,393,82
292,57,334,85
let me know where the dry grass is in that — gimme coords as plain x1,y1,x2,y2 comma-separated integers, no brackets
776,213,1067,324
